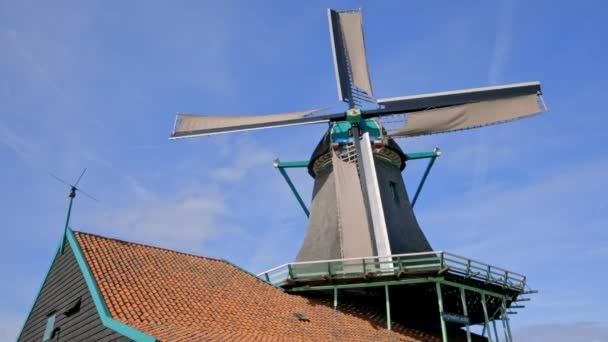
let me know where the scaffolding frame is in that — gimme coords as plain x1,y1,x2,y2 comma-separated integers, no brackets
259,251,535,342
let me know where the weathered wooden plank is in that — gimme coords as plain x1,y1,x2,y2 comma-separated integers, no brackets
18,242,128,342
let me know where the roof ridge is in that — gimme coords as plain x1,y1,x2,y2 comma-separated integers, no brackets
72,229,224,262
73,229,281,290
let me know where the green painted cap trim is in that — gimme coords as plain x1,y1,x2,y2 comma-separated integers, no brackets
275,160,310,168
405,151,440,160
346,108,362,123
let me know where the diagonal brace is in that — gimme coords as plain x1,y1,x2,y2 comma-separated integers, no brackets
274,159,310,217
411,148,441,208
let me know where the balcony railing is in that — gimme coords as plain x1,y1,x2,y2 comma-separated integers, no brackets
257,251,526,292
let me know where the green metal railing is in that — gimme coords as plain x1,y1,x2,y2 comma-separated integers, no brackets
258,251,526,292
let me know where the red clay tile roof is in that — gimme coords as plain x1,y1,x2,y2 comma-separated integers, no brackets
75,231,442,341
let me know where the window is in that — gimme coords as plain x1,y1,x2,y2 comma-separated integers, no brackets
42,312,56,342
64,298,81,317
389,181,399,204
293,312,310,322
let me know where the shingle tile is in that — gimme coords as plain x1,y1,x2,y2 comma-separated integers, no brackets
75,231,441,341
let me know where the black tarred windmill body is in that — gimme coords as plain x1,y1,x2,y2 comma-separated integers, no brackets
170,9,546,263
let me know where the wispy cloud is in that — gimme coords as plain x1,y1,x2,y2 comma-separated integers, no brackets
420,157,608,266
470,0,516,208
488,0,515,85
0,123,36,163
87,180,230,253
212,141,275,183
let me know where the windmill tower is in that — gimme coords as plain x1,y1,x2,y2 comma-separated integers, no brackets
171,9,544,341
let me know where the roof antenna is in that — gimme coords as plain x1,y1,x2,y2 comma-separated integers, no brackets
50,168,98,252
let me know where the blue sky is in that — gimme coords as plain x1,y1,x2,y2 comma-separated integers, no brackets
1,1,607,340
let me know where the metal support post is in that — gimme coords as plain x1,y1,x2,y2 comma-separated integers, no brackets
287,264,294,281
492,319,499,342
502,298,513,341
60,190,75,253
411,154,438,208
481,294,493,342
276,165,310,217
436,282,447,342
385,285,391,330
501,315,509,342
334,287,338,312
460,288,472,342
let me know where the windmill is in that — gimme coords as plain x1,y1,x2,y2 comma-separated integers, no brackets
169,9,544,340
170,9,546,264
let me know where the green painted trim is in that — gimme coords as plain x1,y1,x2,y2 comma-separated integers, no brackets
333,287,338,311
346,109,362,123
492,319,500,342
359,119,382,137
289,277,434,291
330,119,382,143
277,167,310,217
411,156,437,208
66,229,157,342
331,120,352,142
481,293,493,342
436,283,448,342
436,279,508,300
276,161,309,168
385,284,392,331
404,151,440,160
502,298,513,342
59,196,74,253
460,288,472,342
16,242,61,341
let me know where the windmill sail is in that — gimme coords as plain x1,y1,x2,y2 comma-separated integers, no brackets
376,81,545,137
171,110,331,138
391,94,541,137
328,9,374,105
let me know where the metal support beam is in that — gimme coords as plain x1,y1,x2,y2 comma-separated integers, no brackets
404,151,440,160
460,288,472,342
492,319,499,342
275,161,310,217
521,290,539,295
436,279,507,300
275,160,309,168
411,148,440,208
385,285,392,331
481,294,493,342
501,312,509,342
436,283,447,342
60,192,75,253
502,298,513,342
289,277,434,292
333,287,338,312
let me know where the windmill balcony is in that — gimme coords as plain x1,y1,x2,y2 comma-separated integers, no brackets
258,251,527,293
